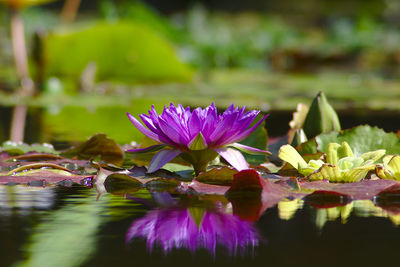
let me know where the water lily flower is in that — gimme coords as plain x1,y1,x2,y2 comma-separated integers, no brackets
279,141,385,182
126,207,260,255
127,103,269,175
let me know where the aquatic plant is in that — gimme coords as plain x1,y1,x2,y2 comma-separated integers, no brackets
126,207,259,255
279,141,385,182
127,103,269,175
376,155,400,181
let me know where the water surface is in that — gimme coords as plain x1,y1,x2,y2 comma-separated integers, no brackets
1,184,400,267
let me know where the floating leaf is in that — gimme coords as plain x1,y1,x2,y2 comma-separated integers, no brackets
62,134,124,166
226,169,263,196
104,173,143,194
300,179,399,200
6,163,72,175
1,141,57,155
0,171,93,185
195,167,238,186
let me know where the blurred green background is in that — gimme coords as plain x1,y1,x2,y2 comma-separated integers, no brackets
1,0,400,145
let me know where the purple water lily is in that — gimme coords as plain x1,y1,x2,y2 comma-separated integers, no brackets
126,207,260,255
127,103,269,174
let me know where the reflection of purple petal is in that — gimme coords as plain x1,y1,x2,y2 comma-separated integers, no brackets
126,208,259,256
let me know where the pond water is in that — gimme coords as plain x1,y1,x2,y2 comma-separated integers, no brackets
2,104,400,267
1,184,400,267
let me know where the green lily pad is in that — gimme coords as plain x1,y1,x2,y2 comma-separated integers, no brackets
104,173,143,194
195,166,238,186
298,125,400,157
1,141,57,155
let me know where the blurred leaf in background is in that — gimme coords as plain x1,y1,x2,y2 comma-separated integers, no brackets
42,21,193,84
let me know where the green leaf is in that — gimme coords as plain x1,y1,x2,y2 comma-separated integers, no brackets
61,133,124,166
299,125,400,158
326,142,341,165
104,173,143,194
278,144,308,170
302,91,341,139
43,21,193,83
195,166,238,185
376,155,400,181
1,141,57,155
239,116,268,165
291,129,308,147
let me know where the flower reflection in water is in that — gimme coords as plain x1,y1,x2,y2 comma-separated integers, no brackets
126,207,260,255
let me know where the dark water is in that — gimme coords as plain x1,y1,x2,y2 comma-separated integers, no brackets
1,184,400,267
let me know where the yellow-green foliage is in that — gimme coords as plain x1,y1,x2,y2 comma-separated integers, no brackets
279,142,386,183
43,21,193,83
376,155,400,181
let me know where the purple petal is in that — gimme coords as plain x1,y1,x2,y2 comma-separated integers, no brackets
223,114,269,145
148,149,182,173
127,144,166,153
158,118,189,146
214,147,249,171
208,112,238,145
127,113,162,143
161,108,190,140
188,108,203,138
228,143,271,155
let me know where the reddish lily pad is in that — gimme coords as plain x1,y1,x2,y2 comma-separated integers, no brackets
300,179,399,200
226,169,263,195
0,170,93,185
188,180,229,195
375,184,400,214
